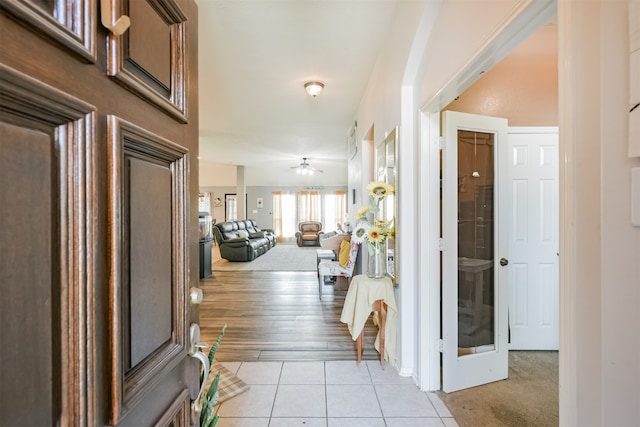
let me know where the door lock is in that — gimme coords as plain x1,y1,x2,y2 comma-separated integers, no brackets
499,258,509,266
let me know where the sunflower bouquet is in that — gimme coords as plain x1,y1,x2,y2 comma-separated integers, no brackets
351,181,395,277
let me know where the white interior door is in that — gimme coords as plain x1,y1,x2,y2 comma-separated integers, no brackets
506,127,559,350
442,111,509,392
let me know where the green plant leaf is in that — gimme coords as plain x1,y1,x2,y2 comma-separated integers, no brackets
200,398,215,426
368,197,380,213
206,371,221,403
200,325,226,427
207,324,227,366
380,218,394,234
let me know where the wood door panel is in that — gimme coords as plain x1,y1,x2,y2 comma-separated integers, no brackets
1,0,199,423
128,157,173,368
129,0,171,87
0,64,96,426
154,389,190,427
108,0,188,123
0,123,56,427
0,0,96,62
108,115,189,424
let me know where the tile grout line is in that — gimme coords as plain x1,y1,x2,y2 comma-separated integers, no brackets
269,361,284,423
324,361,329,425
366,361,390,426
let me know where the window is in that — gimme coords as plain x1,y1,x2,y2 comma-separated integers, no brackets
273,192,296,242
297,191,321,222
324,191,346,231
273,190,346,241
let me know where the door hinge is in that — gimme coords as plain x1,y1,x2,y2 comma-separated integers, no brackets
438,339,444,353
438,136,445,150
438,238,445,251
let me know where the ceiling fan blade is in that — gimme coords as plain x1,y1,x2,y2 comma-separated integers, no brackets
290,157,321,172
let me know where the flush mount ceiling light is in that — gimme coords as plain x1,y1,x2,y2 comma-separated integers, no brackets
304,81,324,97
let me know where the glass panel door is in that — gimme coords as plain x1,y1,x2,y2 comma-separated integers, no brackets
442,111,509,393
457,130,495,355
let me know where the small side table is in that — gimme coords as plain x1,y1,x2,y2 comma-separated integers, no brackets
340,275,397,367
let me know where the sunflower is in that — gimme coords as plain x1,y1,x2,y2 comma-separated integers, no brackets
375,219,389,229
366,226,385,244
366,181,394,199
355,206,369,221
387,226,396,239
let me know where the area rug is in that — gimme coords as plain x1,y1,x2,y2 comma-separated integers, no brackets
211,243,318,272
208,361,250,404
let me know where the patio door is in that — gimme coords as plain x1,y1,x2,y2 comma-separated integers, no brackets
441,111,509,392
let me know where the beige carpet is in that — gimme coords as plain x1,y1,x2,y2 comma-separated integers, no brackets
211,243,318,272
437,351,558,427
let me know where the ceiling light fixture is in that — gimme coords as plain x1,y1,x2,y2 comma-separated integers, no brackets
304,81,324,97
292,157,323,174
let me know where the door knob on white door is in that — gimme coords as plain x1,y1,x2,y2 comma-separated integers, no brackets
500,258,509,266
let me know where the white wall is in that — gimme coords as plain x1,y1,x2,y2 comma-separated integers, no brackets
356,0,639,424
599,5,640,424
558,1,640,425
350,0,430,377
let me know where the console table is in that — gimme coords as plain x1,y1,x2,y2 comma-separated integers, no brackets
340,275,397,367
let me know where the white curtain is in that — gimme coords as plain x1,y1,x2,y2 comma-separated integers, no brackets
273,191,297,242
324,191,346,231
297,191,321,222
273,191,283,242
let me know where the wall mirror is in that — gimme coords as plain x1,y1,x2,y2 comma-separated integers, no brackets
379,127,398,284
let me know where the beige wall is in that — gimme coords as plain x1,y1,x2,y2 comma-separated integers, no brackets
445,24,558,126
199,160,237,187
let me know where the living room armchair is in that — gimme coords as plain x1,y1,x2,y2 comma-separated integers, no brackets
295,221,323,247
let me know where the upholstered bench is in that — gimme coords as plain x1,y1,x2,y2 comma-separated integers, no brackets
316,249,336,286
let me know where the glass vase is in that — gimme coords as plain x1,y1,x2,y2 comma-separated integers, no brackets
367,243,386,279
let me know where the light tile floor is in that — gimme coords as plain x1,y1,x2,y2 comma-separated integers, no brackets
215,360,459,427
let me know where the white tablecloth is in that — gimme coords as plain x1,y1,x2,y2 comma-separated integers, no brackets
340,275,397,365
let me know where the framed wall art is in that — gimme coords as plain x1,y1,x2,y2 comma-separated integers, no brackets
348,122,358,159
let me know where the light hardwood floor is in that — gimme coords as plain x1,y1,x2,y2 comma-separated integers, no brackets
198,270,381,362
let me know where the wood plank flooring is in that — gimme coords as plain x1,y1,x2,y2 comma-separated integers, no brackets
198,270,381,362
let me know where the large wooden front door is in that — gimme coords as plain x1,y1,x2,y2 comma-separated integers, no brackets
0,0,200,425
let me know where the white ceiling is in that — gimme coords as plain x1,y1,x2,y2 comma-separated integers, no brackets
196,0,400,186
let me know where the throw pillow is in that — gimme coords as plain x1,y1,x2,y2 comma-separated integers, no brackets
338,240,350,267
249,231,264,238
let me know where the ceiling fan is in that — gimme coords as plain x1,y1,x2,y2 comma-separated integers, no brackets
291,157,323,175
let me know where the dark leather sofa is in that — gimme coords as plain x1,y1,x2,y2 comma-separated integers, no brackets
213,219,277,262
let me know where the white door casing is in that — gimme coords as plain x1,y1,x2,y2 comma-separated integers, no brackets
442,111,509,392
507,127,559,350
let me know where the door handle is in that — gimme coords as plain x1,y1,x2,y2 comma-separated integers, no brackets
500,258,509,266
189,323,210,423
